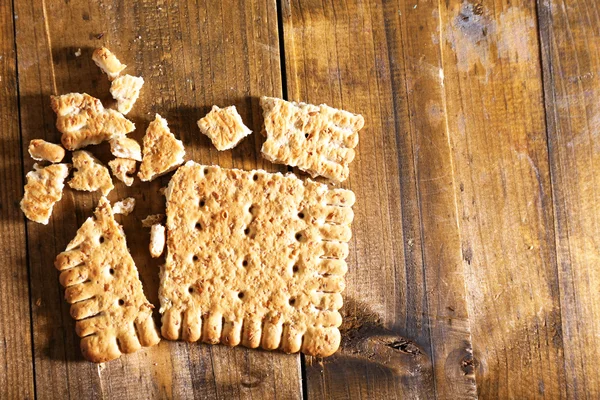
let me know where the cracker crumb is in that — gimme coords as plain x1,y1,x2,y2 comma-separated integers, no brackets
110,75,144,115
113,197,135,216
110,137,142,161
20,163,70,225
197,105,252,151
28,139,66,163
51,93,135,150
142,214,165,227
149,224,165,258
92,47,126,81
69,150,114,196
74,48,82,57
109,158,136,186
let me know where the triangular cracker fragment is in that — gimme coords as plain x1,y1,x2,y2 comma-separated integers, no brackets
113,197,135,216
159,162,355,357
109,137,142,161
108,158,136,187
92,47,127,81
142,214,165,227
197,105,252,151
138,114,185,182
149,224,165,258
20,163,70,224
51,93,135,150
69,151,114,196
54,197,160,362
260,96,364,183
110,75,144,115
28,139,66,163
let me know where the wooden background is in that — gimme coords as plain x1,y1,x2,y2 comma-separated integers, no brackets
1,0,599,398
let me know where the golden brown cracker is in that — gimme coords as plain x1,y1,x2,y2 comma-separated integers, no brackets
92,47,127,81
197,105,252,150
69,151,114,196
20,163,70,224
138,114,185,182
28,139,66,163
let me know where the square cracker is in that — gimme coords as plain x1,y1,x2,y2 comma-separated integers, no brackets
54,197,160,362
197,105,252,150
260,96,364,183
159,161,355,357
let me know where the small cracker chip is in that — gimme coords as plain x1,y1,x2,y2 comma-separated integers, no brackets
149,224,165,258
51,93,135,150
109,137,142,162
20,163,70,224
108,158,136,187
69,151,114,196
54,197,160,362
197,105,252,151
138,114,185,182
113,197,135,216
110,75,144,115
92,47,127,81
28,139,66,163
159,162,354,357
260,96,364,183
142,214,165,228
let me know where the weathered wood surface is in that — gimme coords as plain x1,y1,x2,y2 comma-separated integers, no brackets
3,0,600,398
0,0,35,399
539,0,600,397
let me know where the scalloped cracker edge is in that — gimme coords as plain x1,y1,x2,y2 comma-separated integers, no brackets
159,161,354,357
54,197,160,362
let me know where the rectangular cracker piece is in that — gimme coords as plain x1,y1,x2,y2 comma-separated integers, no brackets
20,163,70,224
260,96,364,183
51,93,135,150
159,161,355,357
197,105,252,150
54,197,160,362
92,47,126,81
110,137,142,161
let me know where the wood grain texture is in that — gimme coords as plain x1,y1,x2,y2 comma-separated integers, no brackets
538,0,600,397
440,1,565,398
282,0,476,398
0,0,35,399
13,0,300,398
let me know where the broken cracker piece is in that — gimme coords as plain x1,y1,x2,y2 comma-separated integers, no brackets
149,224,165,258
260,96,364,183
20,163,70,224
108,158,136,187
159,161,354,357
110,75,144,115
138,114,185,182
92,47,127,81
110,137,142,161
197,105,252,151
54,197,160,362
51,93,135,150
113,197,135,216
28,139,66,163
69,150,114,196
142,214,165,228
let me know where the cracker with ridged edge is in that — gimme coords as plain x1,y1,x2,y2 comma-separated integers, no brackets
54,197,160,362
138,114,185,182
51,93,135,150
159,161,354,357
260,96,364,183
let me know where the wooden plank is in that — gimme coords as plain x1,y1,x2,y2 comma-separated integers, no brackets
13,0,300,398
282,0,476,398
0,1,35,399
440,1,566,398
538,0,600,397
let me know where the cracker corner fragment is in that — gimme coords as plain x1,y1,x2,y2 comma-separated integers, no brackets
160,162,354,357
260,96,364,183
138,114,185,182
54,197,160,363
